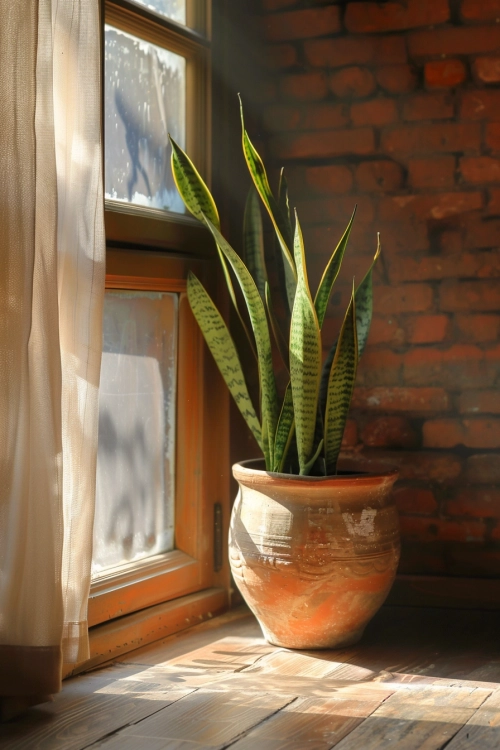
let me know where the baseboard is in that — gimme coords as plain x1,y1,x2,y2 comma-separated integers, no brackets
386,574,500,610
68,587,228,677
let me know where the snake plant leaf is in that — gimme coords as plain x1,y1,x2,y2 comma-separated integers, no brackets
324,285,358,475
203,216,279,470
302,439,324,477
239,98,297,311
319,236,382,419
265,282,289,371
289,213,322,475
356,233,381,358
273,382,295,473
170,135,219,227
187,272,263,451
314,207,356,329
278,168,293,243
171,134,257,362
243,186,267,300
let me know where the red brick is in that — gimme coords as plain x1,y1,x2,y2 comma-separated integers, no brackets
408,157,456,189
302,164,353,195
440,280,500,312
361,416,419,448
376,65,417,94
461,0,500,22
379,192,483,222
461,89,500,119
304,35,407,68
460,157,500,183
404,315,450,344
352,386,451,413
377,222,429,253
423,418,500,448
400,517,485,543
297,195,373,225
409,26,500,57
394,487,438,515
381,123,481,155
486,123,500,152
466,454,500,484
367,317,405,345
402,93,454,122
460,390,500,414
374,284,433,314
388,251,500,282
439,231,463,255
356,350,403,386
456,314,500,342
265,44,297,70
351,99,398,127
473,56,500,84
341,419,358,449
281,72,328,101
345,0,450,34
329,67,376,99
339,449,462,482
264,6,340,42
270,128,375,160
465,217,500,249
263,105,302,132
404,345,496,388
425,59,467,89
355,160,404,192
447,488,500,518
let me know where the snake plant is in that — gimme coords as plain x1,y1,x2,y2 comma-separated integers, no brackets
170,103,380,476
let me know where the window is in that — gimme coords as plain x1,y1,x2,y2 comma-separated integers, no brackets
87,0,229,646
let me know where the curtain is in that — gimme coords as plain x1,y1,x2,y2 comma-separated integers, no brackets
0,0,105,715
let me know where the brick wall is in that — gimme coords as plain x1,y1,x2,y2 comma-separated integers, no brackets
256,0,500,577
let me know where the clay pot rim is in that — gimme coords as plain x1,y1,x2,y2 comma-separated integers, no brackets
233,458,399,488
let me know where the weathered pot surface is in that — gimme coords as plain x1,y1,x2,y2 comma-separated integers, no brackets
229,459,400,649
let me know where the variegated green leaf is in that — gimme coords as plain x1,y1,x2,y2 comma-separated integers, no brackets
265,282,289,371
187,272,263,451
324,285,358,475
319,235,381,418
314,207,356,329
273,382,295,473
302,439,324,476
170,136,219,227
243,187,267,300
239,98,297,310
289,213,322,475
203,217,279,470
170,135,257,362
278,168,293,247
356,234,381,357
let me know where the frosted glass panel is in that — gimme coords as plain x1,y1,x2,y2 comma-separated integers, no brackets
104,25,186,213
129,0,186,25
92,292,178,575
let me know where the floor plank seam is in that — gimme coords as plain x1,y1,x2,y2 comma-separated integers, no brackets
82,685,203,750
219,694,300,749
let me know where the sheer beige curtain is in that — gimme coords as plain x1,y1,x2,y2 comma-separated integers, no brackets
0,0,105,713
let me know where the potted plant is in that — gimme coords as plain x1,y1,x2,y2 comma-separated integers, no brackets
169,103,400,650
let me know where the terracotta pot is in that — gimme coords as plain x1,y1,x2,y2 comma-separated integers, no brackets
229,459,400,649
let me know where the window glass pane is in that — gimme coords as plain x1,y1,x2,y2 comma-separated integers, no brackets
104,25,186,213
128,0,186,25
92,291,178,576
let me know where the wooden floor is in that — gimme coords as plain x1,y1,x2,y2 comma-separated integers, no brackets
3,605,500,749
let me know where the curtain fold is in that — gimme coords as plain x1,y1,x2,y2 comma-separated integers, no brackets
0,0,105,712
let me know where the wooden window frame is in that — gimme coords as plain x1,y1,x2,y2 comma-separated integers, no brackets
85,0,230,658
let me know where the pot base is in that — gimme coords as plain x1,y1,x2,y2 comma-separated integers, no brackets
261,625,365,651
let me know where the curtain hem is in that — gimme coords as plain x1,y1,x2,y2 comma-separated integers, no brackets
0,645,62,697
